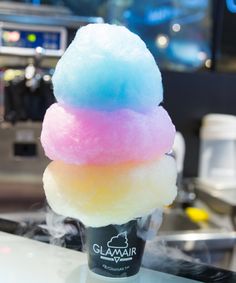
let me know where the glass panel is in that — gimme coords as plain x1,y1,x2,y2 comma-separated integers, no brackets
108,0,212,71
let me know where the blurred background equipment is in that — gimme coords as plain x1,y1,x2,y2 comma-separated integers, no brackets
0,2,103,212
198,114,236,187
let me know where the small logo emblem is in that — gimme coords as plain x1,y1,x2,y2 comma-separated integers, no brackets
93,231,137,263
107,232,128,249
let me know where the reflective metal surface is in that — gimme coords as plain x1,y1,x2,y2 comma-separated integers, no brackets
160,209,236,251
158,209,236,269
195,179,236,214
0,122,47,211
160,210,200,232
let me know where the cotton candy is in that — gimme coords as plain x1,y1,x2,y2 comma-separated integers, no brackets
43,155,177,227
52,24,163,112
41,23,177,229
41,103,175,165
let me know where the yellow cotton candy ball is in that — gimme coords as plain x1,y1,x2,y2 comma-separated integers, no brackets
43,155,177,227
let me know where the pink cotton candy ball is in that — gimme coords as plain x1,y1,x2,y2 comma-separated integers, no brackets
41,103,175,165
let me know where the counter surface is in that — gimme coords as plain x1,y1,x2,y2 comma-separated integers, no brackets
0,232,198,283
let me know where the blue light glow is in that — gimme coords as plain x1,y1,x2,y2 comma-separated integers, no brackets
32,0,41,5
167,40,210,68
178,0,208,9
226,0,236,13
146,6,181,25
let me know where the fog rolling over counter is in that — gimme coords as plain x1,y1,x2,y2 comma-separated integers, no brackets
41,23,177,228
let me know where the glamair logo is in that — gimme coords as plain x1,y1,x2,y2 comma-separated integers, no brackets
93,232,136,263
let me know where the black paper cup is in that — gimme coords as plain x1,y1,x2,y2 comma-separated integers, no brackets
86,219,146,278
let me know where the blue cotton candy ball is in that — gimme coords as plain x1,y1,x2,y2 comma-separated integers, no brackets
52,24,163,111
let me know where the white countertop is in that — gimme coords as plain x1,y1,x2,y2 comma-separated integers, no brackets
0,232,199,283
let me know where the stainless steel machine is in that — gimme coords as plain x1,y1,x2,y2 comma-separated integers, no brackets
0,2,103,211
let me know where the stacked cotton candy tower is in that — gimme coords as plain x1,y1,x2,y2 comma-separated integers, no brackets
41,24,177,228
